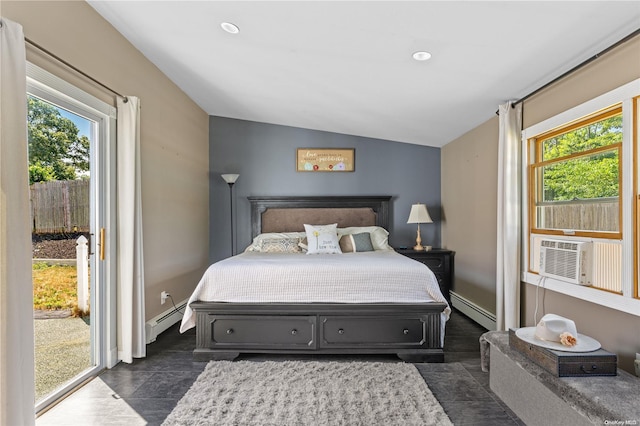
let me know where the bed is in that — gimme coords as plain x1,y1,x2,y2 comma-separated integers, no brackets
181,195,450,362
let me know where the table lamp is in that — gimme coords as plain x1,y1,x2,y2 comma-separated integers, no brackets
407,203,432,251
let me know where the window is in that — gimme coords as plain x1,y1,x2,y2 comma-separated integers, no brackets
530,107,622,239
522,79,640,317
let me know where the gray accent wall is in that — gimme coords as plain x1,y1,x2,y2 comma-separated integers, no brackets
210,116,441,262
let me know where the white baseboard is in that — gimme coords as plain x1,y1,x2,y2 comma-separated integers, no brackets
450,291,497,331
145,298,188,344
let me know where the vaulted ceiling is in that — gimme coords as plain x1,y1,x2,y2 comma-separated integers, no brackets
88,1,640,147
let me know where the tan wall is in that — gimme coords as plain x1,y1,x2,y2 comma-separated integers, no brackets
2,1,210,320
441,117,499,312
442,35,640,373
522,37,640,129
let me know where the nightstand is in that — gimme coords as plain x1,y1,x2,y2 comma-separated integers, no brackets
395,248,455,304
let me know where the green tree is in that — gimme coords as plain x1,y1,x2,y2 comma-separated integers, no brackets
542,115,622,161
28,161,56,183
27,96,90,184
541,115,621,201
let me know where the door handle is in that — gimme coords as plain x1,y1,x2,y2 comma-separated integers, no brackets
99,228,105,260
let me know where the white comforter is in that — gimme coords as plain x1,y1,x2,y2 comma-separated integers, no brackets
179,250,450,333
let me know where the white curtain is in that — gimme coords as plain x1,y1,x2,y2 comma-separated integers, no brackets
116,96,146,363
0,18,35,425
496,101,523,331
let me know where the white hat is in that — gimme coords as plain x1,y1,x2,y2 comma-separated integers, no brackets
515,313,601,352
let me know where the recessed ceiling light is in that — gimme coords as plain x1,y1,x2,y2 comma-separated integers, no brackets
221,22,240,34
412,51,432,61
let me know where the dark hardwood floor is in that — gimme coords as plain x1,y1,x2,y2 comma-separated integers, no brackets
37,309,523,425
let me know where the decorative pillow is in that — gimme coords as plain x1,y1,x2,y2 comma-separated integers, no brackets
303,223,342,254
244,232,307,252
338,226,393,251
339,232,374,253
260,238,303,253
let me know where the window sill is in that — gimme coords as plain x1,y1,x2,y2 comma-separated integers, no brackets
522,271,640,318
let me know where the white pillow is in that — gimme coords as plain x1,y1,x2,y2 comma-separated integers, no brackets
338,226,393,251
244,232,307,252
304,223,342,254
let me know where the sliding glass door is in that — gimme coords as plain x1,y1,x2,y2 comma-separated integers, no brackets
27,64,115,414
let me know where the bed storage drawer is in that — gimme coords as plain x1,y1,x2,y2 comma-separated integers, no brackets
209,315,316,349
192,302,445,362
320,316,426,348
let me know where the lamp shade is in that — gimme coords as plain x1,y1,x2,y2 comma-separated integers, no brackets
407,203,432,224
221,173,239,184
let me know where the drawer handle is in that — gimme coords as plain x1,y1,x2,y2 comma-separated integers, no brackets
580,364,598,374
226,328,234,335
338,328,345,335
403,329,409,335
291,329,298,335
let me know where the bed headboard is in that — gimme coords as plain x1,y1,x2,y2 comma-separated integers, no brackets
248,196,391,238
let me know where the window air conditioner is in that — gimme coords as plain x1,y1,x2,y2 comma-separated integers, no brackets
539,239,593,286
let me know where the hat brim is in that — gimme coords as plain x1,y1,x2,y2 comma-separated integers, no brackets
515,327,601,352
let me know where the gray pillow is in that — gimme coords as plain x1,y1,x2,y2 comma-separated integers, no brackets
339,232,374,252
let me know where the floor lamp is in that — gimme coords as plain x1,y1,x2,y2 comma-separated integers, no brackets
221,174,239,256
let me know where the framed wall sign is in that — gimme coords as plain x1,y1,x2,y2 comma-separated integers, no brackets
296,148,355,172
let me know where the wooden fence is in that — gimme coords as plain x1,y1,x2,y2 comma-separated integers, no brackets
30,180,90,234
537,199,618,232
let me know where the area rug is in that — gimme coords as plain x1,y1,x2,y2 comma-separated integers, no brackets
162,360,452,426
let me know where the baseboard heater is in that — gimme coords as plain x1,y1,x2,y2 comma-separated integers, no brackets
450,291,496,331
145,298,188,344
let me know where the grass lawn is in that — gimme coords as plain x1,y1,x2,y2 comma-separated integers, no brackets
33,262,87,314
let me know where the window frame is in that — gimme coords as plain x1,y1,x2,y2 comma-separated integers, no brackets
529,106,623,240
521,78,640,317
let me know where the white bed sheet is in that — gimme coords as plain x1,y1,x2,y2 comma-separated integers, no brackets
179,250,450,335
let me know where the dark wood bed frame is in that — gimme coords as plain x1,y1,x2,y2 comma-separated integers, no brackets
191,195,447,362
